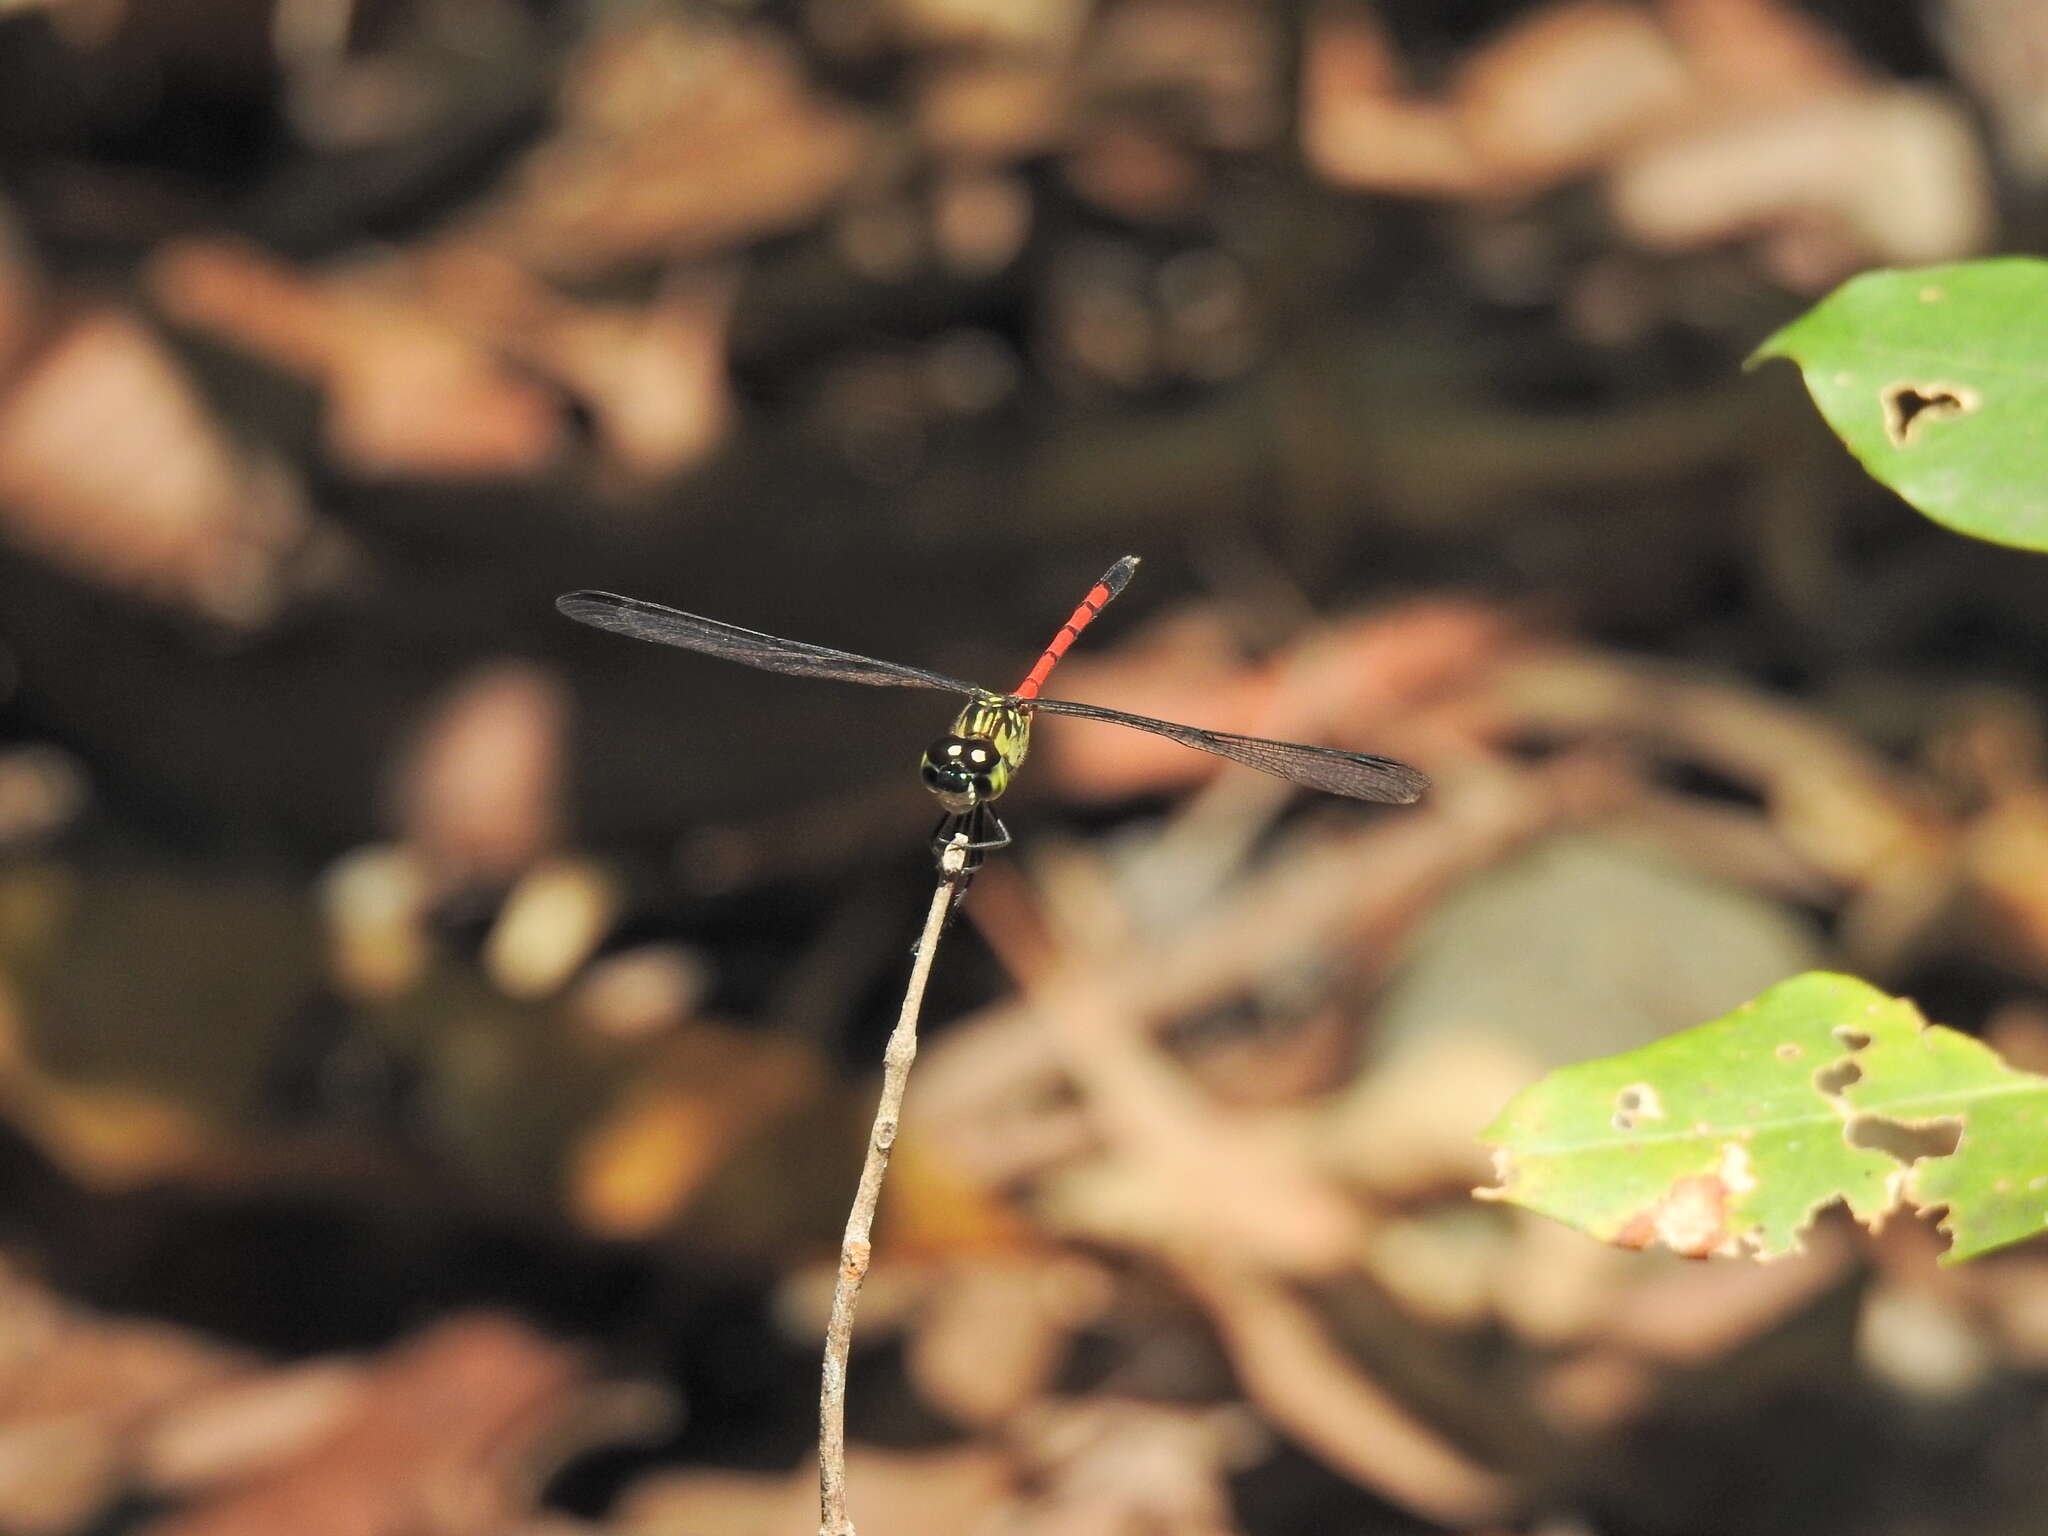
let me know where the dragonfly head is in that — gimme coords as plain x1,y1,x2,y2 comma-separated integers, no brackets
920,735,1005,813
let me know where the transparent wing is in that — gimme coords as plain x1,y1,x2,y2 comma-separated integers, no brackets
1028,697,1428,804
557,591,983,694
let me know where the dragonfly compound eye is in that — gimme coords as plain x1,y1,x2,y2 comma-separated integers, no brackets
921,736,1005,810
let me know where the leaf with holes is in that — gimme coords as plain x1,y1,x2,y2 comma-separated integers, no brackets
1750,259,2048,552
1477,972,2048,1263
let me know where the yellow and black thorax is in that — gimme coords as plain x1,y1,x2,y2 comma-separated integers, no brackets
919,695,1031,813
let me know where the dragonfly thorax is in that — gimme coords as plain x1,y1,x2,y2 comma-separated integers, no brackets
920,698,1030,812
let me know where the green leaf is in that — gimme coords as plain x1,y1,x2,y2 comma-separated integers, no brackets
1750,259,2048,552
1478,972,2048,1263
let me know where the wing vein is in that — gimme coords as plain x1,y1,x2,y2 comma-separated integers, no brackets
1028,697,1427,804
557,592,982,694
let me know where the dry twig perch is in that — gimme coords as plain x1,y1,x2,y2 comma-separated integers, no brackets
818,838,971,1536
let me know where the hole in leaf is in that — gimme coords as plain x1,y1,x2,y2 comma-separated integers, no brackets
1612,1082,1664,1132
1881,380,1978,447
1814,1059,1863,1095
1846,1113,1961,1163
1833,1026,1872,1051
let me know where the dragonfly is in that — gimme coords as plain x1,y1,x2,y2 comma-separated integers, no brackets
556,557,1427,863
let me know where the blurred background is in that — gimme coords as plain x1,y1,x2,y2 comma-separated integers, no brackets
0,0,2045,1532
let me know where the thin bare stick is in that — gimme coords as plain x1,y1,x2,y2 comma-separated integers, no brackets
819,840,970,1536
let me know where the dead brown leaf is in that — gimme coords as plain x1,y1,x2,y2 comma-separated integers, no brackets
1454,0,1693,186
139,1314,587,1536
616,1444,1011,1535
1302,2,1487,196
150,240,567,479
139,1361,371,1495
566,944,710,1044
1942,0,2048,184
389,661,569,888
0,306,323,625
517,267,737,483
1608,87,1994,287
476,18,872,278
158,238,736,484
1179,1262,1516,1525
1006,1397,1253,1536
1963,789,2048,975
0,1272,245,1535
1655,0,1866,101
906,1256,1111,1426
0,1413,125,1536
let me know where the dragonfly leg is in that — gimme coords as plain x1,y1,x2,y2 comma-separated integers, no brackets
932,807,1007,911
930,807,1012,864
967,806,1011,853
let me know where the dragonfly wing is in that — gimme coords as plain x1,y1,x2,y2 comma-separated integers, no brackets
557,592,982,693
1028,697,1429,804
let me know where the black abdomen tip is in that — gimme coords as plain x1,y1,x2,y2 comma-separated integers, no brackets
1101,555,1141,597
